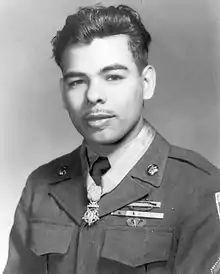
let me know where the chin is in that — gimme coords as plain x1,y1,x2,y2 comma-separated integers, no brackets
88,131,126,145
89,137,117,145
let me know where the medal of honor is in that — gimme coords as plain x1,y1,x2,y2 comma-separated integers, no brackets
82,201,100,225
83,183,102,226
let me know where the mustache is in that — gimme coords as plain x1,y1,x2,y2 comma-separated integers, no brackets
83,109,115,118
84,108,114,115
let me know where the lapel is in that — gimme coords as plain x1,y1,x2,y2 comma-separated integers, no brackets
99,132,171,217
48,146,88,225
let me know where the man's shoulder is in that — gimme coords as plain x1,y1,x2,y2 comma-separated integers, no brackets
153,143,220,201
168,145,219,177
27,145,82,186
151,130,219,179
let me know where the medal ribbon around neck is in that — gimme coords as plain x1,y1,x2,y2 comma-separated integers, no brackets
82,156,111,226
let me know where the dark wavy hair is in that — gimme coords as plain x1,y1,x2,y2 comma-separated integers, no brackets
51,4,152,72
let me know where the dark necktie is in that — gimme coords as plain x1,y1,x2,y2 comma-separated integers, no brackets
89,156,111,186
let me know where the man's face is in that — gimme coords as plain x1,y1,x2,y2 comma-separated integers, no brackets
60,35,152,145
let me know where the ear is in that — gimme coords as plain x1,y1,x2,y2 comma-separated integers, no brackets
141,65,156,100
59,78,67,110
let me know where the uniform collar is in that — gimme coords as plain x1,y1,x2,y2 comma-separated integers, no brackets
99,131,171,217
48,147,88,225
130,130,170,187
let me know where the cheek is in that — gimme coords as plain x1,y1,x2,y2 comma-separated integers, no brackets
111,82,143,114
64,91,84,114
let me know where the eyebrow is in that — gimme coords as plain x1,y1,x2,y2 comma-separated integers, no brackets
100,64,129,73
63,72,86,80
63,64,129,80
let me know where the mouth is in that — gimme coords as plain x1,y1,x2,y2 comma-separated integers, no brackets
84,113,115,128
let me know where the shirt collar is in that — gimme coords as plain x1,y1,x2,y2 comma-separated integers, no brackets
81,118,153,169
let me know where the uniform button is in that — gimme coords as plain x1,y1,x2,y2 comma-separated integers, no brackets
147,164,159,176
58,165,68,176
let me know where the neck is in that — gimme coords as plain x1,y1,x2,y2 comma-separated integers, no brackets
86,117,145,157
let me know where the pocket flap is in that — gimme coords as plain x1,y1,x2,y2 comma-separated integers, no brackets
29,221,74,256
101,227,173,267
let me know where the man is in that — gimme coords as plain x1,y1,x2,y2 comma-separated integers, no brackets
3,4,220,274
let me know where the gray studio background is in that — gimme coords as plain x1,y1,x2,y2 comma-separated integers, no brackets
1,0,220,270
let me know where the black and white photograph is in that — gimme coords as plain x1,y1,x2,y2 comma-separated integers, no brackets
1,0,220,273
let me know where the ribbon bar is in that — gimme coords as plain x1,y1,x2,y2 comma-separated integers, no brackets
111,210,164,219
128,201,161,208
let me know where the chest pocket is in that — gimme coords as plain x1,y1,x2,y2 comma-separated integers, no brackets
28,220,75,256
101,227,173,268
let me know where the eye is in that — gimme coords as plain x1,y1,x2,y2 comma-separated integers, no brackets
106,75,124,81
67,79,85,88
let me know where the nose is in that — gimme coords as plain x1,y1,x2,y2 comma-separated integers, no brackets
86,79,106,104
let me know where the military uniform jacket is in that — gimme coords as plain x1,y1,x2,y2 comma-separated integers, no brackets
3,132,220,274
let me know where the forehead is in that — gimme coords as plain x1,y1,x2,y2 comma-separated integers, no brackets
61,34,137,74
